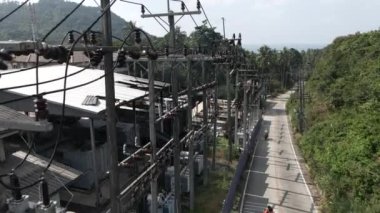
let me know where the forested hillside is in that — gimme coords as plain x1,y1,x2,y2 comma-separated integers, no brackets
0,0,130,43
288,31,380,211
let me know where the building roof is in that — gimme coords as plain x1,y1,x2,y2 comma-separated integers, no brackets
0,65,153,118
0,105,52,132
1,151,82,202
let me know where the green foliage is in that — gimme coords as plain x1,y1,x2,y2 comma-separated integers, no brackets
0,0,130,43
246,46,303,96
292,30,380,211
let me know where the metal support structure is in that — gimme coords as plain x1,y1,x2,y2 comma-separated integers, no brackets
212,64,218,170
148,60,158,213
89,119,100,207
227,67,232,162
202,60,208,185
101,0,119,212
186,59,195,210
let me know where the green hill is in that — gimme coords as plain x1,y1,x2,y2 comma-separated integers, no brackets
0,0,131,43
288,31,380,211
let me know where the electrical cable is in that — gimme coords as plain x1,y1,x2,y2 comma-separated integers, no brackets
13,134,35,171
0,0,30,23
43,0,117,174
0,65,90,91
0,61,53,76
0,0,118,192
41,0,86,42
0,29,72,77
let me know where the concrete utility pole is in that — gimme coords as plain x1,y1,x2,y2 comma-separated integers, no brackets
168,12,182,213
298,68,305,133
186,59,195,210
242,75,248,151
202,60,209,185
141,4,200,212
234,70,239,147
222,17,226,39
212,64,218,170
148,60,158,213
101,0,119,213
227,67,232,162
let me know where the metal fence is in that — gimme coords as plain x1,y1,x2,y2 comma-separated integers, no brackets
221,118,263,213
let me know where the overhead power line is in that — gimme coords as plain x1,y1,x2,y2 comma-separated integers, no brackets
0,0,30,23
42,0,86,42
0,0,119,192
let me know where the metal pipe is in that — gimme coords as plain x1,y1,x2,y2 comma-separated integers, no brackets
119,163,157,198
177,81,216,97
119,142,151,166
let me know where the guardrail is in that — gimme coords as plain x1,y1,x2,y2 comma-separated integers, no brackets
221,117,263,213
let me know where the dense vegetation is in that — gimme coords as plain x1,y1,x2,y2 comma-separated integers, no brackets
288,31,380,211
0,0,130,43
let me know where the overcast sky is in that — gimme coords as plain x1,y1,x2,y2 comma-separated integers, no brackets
24,0,380,48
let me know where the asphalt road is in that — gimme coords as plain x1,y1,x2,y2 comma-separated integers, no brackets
240,92,316,213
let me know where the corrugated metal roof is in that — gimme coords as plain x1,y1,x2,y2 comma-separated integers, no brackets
0,105,52,132
0,65,150,117
2,151,82,202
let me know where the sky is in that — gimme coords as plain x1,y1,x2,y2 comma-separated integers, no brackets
19,0,380,49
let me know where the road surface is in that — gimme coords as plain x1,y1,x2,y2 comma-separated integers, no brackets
240,91,316,213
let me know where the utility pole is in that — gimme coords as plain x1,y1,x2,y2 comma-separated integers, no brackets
101,0,119,212
242,75,248,151
221,17,226,39
168,11,182,213
148,60,158,213
140,3,201,212
234,70,239,147
202,60,209,185
298,68,304,133
227,66,232,162
186,59,195,211
212,64,218,170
